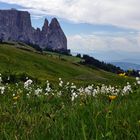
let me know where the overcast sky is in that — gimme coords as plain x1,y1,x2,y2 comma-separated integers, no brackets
0,0,140,63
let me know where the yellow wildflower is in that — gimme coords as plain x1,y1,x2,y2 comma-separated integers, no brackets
118,73,126,77
109,95,117,101
13,95,20,100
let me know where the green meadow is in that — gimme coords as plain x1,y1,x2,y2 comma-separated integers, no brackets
0,43,140,140
0,43,133,85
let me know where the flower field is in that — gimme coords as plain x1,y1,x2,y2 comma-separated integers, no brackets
0,74,140,140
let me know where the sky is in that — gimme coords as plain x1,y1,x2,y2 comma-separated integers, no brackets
0,0,140,64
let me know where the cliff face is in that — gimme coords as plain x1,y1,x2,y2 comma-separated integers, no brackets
0,9,33,42
0,9,67,51
47,18,67,50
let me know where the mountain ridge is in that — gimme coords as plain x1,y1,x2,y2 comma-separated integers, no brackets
111,62,140,70
0,9,67,51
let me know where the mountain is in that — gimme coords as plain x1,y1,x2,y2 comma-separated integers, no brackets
119,59,140,65
0,9,67,51
111,62,140,70
86,51,140,65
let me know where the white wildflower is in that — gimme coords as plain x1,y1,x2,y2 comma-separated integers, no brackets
122,84,132,95
137,81,140,85
71,92,78,101
59,80,63,87
0,74,2,84
46,81,51,92
0,86,5,94
24,79,33,89
136,77,139,81
34,88,42,96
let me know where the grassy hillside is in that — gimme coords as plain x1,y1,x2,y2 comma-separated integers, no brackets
0,43,134,85
1,43,139,140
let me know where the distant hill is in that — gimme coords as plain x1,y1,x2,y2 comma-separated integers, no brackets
0,43,134,85
111,62,140,70
119,59,140,65
81,55,123,74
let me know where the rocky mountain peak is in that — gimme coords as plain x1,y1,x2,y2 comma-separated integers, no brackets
49,18,60,29
42,18,49,33
0,9,67,52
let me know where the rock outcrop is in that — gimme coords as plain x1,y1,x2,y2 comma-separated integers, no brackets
0,9,67,51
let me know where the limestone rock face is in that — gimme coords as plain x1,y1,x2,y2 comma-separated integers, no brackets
0,9,67,51
42,18,49,35
0,9,33,43
47,18,67,50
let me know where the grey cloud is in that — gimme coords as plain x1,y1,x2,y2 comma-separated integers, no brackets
68,33,140,53
1,0,140,30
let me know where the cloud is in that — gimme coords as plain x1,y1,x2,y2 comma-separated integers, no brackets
68,33,140,54
1,0,140,30
1,0,140,61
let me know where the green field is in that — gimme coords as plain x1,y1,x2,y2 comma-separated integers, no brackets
0,77,140,140
0,43,140,140
0,43,134,85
